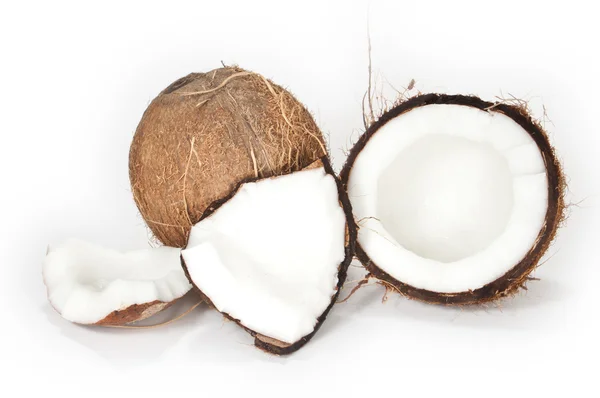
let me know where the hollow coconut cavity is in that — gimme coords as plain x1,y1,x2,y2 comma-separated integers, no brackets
181,158,356,355
341,94,564,305
130,66,327,248
43,240,192,325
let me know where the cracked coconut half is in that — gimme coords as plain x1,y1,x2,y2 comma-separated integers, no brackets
43,240,192,325
341,94,564,305
181,158,356,354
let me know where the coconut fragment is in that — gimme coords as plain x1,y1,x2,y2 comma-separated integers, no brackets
181,158,356,354
43,240,192,325
341,94,564,305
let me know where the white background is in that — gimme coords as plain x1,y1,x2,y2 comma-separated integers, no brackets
1,0,598,396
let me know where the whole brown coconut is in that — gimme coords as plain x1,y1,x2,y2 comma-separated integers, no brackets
130,66,327,247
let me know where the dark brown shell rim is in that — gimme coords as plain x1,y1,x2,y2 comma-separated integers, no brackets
340,93,564,305
181,156,357,354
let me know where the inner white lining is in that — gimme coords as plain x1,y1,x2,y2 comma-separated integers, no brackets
377,134,514,262
43,240,191,324
348,104,548,293
182,166,346,344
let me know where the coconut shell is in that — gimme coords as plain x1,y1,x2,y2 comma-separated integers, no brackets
181,157,357,355
130,66,327,247
94,300,173,326
340,93,565,305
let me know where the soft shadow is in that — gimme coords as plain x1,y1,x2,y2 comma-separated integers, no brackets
314,283,384,341
335,276,568,331
184,312,291,364
43,294,205,368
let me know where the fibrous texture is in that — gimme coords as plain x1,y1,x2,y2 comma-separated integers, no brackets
130,66,327,247
341,94,564,304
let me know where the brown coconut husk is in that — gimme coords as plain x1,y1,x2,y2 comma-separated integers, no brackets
340,93,566,305
130,66,327,247
95,300,174,326
181,157,357,355
96,298,203,329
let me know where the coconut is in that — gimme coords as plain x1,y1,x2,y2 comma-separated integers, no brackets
341,94,564,305
43,240,192,325
129,66,327,248
181,158,356,355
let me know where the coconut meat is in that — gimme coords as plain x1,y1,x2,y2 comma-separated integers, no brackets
348,104,548,293
43,240,191,324
182,166,346,344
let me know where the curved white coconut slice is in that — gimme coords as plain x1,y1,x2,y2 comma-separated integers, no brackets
43,240,192,325
341,94,563,304
182,159,355,355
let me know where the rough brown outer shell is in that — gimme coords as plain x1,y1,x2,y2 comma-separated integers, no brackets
94,300,173,326
129,66,327,248
340,93,565,305
181,157,357,355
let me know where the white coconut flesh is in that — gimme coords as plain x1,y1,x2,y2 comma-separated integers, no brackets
43,240,192,324
182,166,347,345
348,104,548,293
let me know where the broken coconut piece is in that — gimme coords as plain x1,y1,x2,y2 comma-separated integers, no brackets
341,94,564,305
43,240,192,325
181,158,356,354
